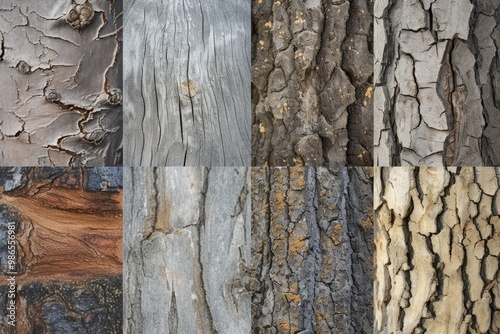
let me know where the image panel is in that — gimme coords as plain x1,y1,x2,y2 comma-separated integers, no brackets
123,1,251,167
124,167,251,333
252,1,374,167
251,167,373,333
374,167,500,332
0,1,123,166
0,167,123,333
375,1,500,166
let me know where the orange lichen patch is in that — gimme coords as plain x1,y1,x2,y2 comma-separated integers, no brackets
278,322,291,332
290,167,305,190
365,86,373,98
264,21,272,28
259,123,265,133
362,216,373,229
297,178,305,187
331,223,343,245
289,283,298,293
290,238,305,253
317,314,323,321
276,193,284,202
286,293,301,303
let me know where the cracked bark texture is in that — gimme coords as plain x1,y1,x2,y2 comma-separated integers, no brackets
124,0,251,167
0,167,123,333
0,1,123,166
251,167,373,333
124,167,251,333
375,0,500,166
252,0,374,167
375,167,500,333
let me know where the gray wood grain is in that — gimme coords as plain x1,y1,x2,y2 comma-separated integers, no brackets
124,0,251,166
0,0,123,166
124,167,251,333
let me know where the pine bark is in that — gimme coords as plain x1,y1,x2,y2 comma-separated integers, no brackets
375,167,500,333
124,167,251,333
375,1,500,166
251,0,374,167
0,1,123,166
251,166,373,333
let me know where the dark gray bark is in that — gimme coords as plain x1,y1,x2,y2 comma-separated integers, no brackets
123,0,251,166
251,0,373,167
375,167,500,333
251,166,373,333
0,1,123,166
375,1,500,166
124,167,251,333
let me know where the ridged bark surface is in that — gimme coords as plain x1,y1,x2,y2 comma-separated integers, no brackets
375,1,500,166
251,166,373,333
124,167,251,333
252,0,374,167
375,167,500,333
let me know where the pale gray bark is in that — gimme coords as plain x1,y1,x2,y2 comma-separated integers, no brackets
375,0,500,166
124,0,251,166
0,1,123,166
124,167,251,333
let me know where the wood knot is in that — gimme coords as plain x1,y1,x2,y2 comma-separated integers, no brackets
17,60,31,74
46,91,61,103
181,80,199,97
107,88,122,106
66,2,94,30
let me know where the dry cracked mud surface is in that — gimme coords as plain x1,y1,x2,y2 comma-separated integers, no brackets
0,1,123,166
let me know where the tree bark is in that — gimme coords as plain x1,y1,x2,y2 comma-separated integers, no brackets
251,166,373,333
0,1,123,166
374,167,500,333
251,0,373,167
124,167,251,333
0,167,123,333
123,0,251,166
375,1,500,166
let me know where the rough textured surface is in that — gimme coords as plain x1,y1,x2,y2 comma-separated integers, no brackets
375,1,500,166
251,167,373,333
124,167,251,333
124,0,251,166
0,167,122,332
0,1,123,166
375,167,500,333
0,277,122,334
252,0,373,167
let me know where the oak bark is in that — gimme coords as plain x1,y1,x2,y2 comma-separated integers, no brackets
0,1,123,166
251,166,373,333
375,1,500,166
251,0,374,167
124,167,251,333
0,167,123,333
375,167,500,333
124,0,251,166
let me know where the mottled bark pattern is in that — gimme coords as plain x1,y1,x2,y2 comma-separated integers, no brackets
375,167,500,333
0,1,123,166
124,0,251,166
375,1,500,166
124,167,251,333
0,167,123,333
251,167,373,333
252,0,373,167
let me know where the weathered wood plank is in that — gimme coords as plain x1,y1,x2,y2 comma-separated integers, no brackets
0,1,123,166
124,0,251,166
124,167,251,333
